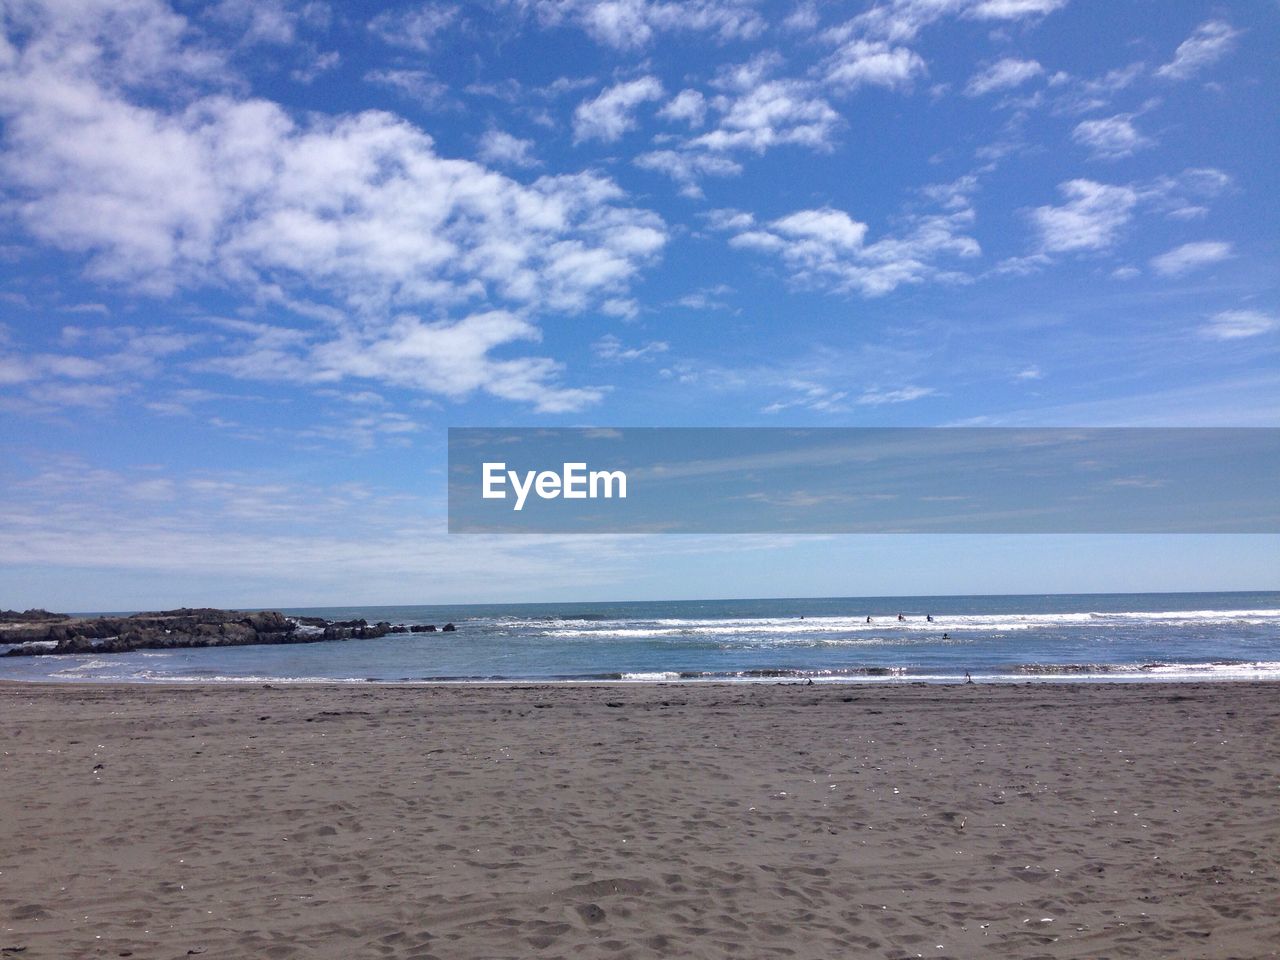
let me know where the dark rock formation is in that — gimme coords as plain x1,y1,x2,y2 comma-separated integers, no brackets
409,624,437,633
0,609,71,623
442,623,457,632
3,608,454,658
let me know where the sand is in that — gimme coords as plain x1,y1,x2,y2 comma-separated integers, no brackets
1,681,1278,959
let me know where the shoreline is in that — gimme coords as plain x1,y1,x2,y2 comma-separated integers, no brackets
3,680,1278,958
4,670,1280,686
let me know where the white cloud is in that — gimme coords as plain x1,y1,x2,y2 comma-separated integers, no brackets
659,89,707,127
823,40,926,92
969,0,1065,16
209,311,606,413
293,51,340,85
573,76,664,143
516,0,766,49
1199,310,1277,341
477,129,539,168
0,0,668,414
211,0,306,45
782,2,820,32
634,150,742,198
725,198,980,297
856,385,935,405
593,334,670,362
965,57,1043,96
1149,241,1233,277
1029,180,1137,254
0,325,201,412
1071,114,1152,160
368,4,459,52
690,78,840,153
364,69,453,106
1156,20,1242,81
834,0,1066,45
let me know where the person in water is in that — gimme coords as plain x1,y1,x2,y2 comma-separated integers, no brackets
926,614,933,622
897,613,905,621
866,615,872,623
942,632,950,640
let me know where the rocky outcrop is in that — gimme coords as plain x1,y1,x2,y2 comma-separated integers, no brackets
0,609,71,623
2,608,458,658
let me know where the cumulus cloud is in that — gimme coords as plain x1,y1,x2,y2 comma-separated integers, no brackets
573,76,665,143
965,57,1043,96
206,311,606,413
690,78,840,154
477,129,539,167
514,0,766,49
0,0,668,413
659,89,707,126
1155,20,1242,80
1199,310,1276,340
823,39,926,92
723,196,980,298
1072,114,1152,160
1029,180,1137,254
1149,241,1233,277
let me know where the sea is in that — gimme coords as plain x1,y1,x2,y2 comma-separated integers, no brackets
2,591,1279,685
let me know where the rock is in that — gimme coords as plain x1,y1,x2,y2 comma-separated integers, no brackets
54,635,94,654
1,607,439,658
0,608,70,623
442,623,457,632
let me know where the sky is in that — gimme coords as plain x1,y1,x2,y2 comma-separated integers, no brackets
0,0,1277,610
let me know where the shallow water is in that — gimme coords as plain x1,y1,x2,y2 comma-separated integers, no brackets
3,591,1279,684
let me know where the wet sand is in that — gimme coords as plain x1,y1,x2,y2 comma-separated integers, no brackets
2,681,1278,959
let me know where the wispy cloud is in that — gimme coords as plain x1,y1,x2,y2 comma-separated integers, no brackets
514,0,766,49
368,4,460,52
1155,20,1243,81
593,334,670,362
1150,241,1233,278
1072,114,1152,160
573,76,665,143
1029,180,1137,254
965,57,1043,96
1199,310,1276,341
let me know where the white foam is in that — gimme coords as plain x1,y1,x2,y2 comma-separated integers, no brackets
620,671,682,681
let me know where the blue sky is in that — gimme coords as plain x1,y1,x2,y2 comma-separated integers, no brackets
0,0,1276,609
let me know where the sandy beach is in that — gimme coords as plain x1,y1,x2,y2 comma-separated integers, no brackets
2,681,1278,959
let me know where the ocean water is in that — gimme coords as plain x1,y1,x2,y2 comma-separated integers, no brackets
2,591,1279,684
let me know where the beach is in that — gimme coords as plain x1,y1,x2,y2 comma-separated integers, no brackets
2,681,1278,959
